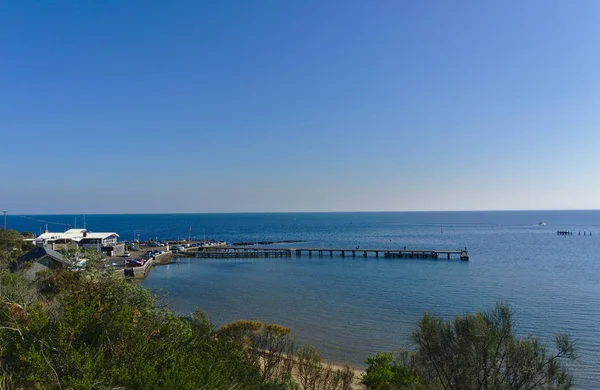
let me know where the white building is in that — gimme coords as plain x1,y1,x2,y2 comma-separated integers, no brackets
36,228,87,245
79,232,119,252
35,229,123,257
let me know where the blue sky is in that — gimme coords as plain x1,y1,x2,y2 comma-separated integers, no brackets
1,0,599,214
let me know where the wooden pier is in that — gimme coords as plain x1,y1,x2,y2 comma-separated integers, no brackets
193,247,292,258
188,247,469,261
293,248,468,260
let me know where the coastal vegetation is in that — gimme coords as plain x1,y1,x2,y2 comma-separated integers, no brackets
360,304,575,390
0,250,273,388
0,230,33,267
0,229,577,389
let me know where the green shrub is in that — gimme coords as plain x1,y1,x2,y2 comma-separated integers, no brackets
0,269,279,389
362,352,422,390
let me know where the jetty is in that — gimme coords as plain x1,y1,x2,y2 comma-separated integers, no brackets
557,231,573,235
194,247,292,258
122,244,470,279
189,247,469,261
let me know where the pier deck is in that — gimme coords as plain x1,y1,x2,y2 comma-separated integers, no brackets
189,247,469,260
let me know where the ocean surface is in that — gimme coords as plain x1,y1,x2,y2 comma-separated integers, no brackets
7,211,600,388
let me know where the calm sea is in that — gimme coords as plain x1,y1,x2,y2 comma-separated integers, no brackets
7,211,600,388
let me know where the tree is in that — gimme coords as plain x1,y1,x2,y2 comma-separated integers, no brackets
411,302,576,390
362,352,422,390
296,345,324,390
218,320,296,384
0,229,33,268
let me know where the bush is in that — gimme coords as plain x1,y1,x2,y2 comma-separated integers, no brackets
218,319,296,384
0,230,33,268
296,346,323,389
362,352,421,390
411,303,575,389
0,269,279,389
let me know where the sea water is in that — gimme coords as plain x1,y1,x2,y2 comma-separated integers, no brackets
8,211,600,388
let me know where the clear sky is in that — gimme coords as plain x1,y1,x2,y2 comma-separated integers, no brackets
1,0,599,214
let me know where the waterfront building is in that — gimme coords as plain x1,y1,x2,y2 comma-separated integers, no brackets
33,228,124,257
79,231,123,256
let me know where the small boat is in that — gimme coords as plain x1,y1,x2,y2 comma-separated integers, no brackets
538,222,547,226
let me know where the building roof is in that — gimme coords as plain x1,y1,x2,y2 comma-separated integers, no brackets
17,246,71,267
35,229,118,242
64,228,87,235
81,232,119,240
37,230,84,241
22,261,51,280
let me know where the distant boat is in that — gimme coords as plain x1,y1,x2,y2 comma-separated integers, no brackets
538,222,547,226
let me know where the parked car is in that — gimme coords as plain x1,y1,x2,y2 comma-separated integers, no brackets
172,245,186,253
125,259,143,267
123,251,131,257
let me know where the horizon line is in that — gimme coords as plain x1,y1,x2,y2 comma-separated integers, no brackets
5,208,600,217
